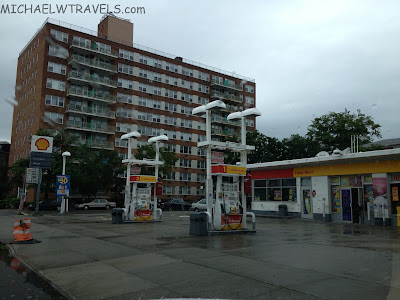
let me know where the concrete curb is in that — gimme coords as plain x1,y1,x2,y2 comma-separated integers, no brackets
6,243,76,300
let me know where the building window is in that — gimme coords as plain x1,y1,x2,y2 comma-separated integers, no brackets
246,119,254,127
46,78,65,91
180,173,192,181
179,186,191,195
165,116,177,126
116,107,132,118
163,185,175,195
165,102,177,112
165,63,178,73
45,95,64,107
245,84,254,93
118,78,134,90
118,63,134,75
254,178,297,202
197,160,206,169
44,111,63,124
119,49,134,61
164,130,177,139
180,146,192,154
138,97,161,109
180,159,191,168
47,62,66,75
50,29,68,43
117,93,133,104
181,119,192,128
115,137,128,148
245,96,254,105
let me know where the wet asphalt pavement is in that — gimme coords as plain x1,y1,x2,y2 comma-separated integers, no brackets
2,209,400,299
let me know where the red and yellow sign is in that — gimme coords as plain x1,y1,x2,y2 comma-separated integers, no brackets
130,176,156,183
294,160,400,177
221,214,243,230
211,165,246,176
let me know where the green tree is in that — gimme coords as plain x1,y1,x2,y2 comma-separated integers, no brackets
282,134,321,160
135,144,178,179
247,131,285,163
306,109,381,152
8,158,29,192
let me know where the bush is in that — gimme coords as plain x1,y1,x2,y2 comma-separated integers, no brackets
0,197,21,209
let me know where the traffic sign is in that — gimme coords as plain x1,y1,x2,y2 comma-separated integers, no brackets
130,175,156,183
25,168,39,184
56,175,70,197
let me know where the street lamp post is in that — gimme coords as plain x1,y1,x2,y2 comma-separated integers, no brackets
148,135,169,220
60,151,71,214
193,100,226,222
121,131,141,221
227,108,261,228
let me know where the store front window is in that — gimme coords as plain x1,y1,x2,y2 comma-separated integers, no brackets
254,178,297,202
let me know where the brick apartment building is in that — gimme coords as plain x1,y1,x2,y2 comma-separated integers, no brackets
10,15,256,202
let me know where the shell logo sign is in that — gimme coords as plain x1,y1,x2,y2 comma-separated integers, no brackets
31,136,53,153
35,138,50,151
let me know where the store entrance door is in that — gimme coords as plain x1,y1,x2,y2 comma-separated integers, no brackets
351,188,362,224
342,189,352,222
301,188,313,219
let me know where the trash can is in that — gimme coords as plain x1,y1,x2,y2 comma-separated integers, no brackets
190,212,208,235
111,208,124,224
278,204,288,217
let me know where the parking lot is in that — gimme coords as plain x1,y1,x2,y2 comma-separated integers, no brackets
2,210,400,299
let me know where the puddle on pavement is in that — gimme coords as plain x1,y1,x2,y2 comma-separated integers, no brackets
0,244,66,299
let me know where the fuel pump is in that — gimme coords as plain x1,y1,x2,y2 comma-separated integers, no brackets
120,132,167,223
212,165,245,230
134,186,152,221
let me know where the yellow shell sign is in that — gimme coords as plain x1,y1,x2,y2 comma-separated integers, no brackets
31,135,53,153
35,138,50,151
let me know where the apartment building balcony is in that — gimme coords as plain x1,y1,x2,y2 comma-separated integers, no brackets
87,140,114,150
67,71,117,89
211,90,242,103
211,127,235,137
223,104,242,113
211,115,240,127
70,39,118,59
210,78,243,92
66,120,115,134
68,55,117,74
66,104,116,119
67,88,117,104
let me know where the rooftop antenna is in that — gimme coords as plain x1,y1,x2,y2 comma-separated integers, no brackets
351,135,359,153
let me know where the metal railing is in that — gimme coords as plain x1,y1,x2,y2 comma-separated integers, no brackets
87,140,114,150
67,71,117,88
70,39,119,58
67,87,117,104
211,79,243,91
66,120,115,134
211,91,242,102
68,55,117,73
211,115,240,126
66,104,115,119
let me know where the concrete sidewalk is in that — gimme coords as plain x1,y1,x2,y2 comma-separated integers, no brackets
1,210,400,299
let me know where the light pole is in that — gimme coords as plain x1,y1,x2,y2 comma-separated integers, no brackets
121,131,141,221
227,107,261,227
192,100,226,221
148,134,169,220
60,151,71,214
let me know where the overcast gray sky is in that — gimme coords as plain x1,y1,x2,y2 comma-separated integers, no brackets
0,0,399,143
